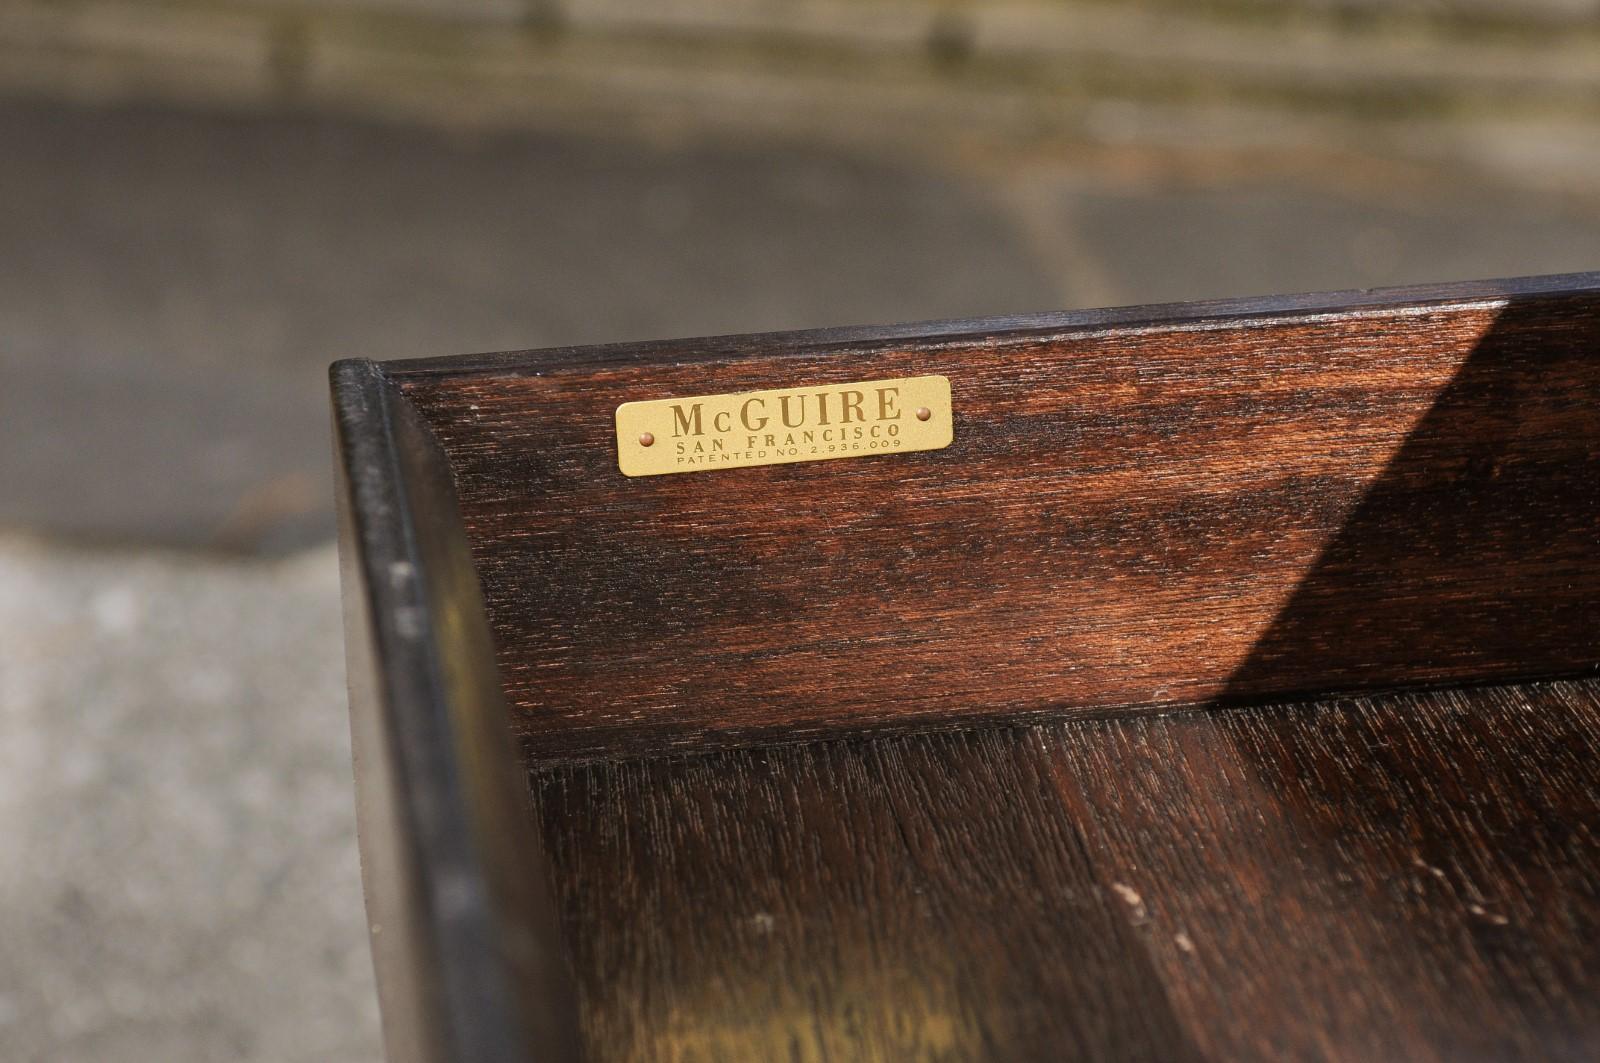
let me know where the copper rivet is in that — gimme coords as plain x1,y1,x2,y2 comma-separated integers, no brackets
639,432,655,447
915,407,932,421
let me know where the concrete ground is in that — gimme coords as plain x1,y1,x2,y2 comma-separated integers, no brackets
0,537,374,1063
3,95,1598,1060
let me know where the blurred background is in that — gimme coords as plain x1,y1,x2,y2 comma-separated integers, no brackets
2,1,1598,1059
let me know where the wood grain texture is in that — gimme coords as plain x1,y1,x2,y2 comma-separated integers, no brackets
531,679,1600,1063
338,275,1600,1062
393,277,1600,759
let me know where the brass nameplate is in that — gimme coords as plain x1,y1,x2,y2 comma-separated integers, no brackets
616,375,952,476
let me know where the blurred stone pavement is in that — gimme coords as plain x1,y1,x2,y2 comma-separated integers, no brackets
0,538,373,1062
3,89,1599,1061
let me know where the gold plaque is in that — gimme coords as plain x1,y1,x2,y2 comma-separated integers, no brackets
616,375,952,477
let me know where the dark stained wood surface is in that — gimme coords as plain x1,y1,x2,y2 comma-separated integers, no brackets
333,362,579,1063
393,276,1600,759
338,274,1600,1062
532,678,1600,1063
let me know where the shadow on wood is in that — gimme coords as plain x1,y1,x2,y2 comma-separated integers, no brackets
1223,292,1600,700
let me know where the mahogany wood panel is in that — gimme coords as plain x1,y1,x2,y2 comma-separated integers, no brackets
337,275,1600,1063
531,678,1600,1063
391,276,1600,759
